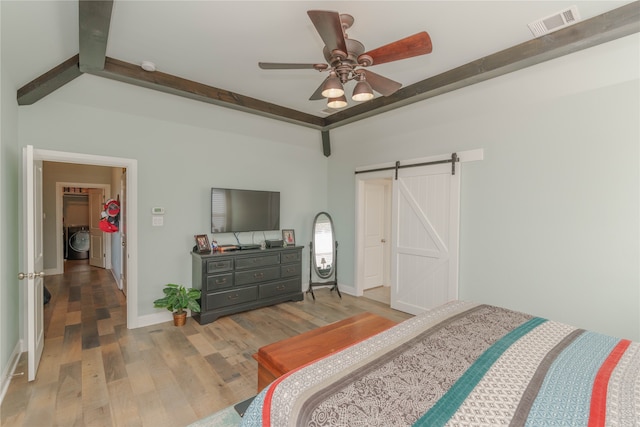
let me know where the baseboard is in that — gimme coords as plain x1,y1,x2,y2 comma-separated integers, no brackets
109,268,123,290
0,340,23,405
136,310,195,328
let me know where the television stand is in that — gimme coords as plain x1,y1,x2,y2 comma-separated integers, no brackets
191,246,304,324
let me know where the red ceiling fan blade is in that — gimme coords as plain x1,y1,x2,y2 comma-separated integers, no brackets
362,70,402,97
360,32,432,66
307,10,347,53
309,78,327,100
259,62,328,70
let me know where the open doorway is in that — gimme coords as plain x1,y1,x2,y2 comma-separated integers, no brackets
49,181,112,275
25,147,139,335
356,175,393,306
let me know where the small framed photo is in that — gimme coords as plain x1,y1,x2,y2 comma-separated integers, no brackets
194,234,211,253
282,229,296,246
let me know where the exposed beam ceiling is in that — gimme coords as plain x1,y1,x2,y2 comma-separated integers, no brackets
17,1,640,132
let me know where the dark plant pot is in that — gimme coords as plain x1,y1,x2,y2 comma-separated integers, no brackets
173,311,187,326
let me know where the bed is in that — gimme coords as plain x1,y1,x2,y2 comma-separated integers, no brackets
240,301,639,426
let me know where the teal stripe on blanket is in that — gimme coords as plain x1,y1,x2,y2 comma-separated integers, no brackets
413,317,547,427
523,331,619,427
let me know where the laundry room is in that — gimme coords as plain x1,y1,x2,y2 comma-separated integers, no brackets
63,188,90,261
41,161,125,282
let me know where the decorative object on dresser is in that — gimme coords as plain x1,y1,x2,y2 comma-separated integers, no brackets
282,229,295,246
308,212,340,299
191,246,303,324
194,234,211,254
153,283,202,326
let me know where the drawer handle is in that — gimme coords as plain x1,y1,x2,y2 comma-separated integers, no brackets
228,293,239,300
216,278,227,285
286,268,294,273
254,272,264,279
215,263,227,268
276,285,286,291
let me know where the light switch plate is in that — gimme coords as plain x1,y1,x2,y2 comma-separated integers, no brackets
152,216,164,226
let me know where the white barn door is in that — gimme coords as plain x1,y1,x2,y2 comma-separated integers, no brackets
391,163,460,314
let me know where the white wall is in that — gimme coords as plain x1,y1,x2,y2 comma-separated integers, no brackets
328,34,640,340
0,0,23,398
18,74,328,318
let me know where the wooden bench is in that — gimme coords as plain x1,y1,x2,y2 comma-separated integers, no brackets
252,312,397,392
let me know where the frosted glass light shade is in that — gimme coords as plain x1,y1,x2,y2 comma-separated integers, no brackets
352,80,374,101
327,95,347,108
321,73,344,98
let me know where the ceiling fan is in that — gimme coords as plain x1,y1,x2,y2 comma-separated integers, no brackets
259,10,433,109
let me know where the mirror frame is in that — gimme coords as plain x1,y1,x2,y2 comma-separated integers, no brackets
311,211,335,279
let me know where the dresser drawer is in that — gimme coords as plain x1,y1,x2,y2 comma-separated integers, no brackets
281,263,300,278
235,266,280,286
207,259,233,273
260,278,300,299
235,253,280,270
206,286,257,309
206,272,234,291
281,250,301,264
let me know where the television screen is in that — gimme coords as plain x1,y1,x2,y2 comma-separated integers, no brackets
211,188,280,233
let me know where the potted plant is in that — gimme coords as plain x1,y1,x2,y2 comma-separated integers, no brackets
153,283,201,326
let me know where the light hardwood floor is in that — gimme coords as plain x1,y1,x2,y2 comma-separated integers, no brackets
1,261,411,427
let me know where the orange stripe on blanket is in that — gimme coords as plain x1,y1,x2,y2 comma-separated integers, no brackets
588,339,631,427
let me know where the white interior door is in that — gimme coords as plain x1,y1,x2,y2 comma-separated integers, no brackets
88,188,105,268
363,181,387,290
390,163,460,315
23,145,45,381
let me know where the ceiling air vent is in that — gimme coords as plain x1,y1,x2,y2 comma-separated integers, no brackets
528,6,580,37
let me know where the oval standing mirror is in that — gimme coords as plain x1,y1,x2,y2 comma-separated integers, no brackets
312,212,334,279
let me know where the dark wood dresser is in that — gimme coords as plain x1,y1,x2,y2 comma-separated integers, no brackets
191,246,304,324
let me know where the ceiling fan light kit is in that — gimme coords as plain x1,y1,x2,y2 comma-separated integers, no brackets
327,95,348,109
321,71,345,98
259,10,432,111
352,79,374,102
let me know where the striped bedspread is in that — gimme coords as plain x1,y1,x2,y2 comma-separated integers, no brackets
240,301,639,426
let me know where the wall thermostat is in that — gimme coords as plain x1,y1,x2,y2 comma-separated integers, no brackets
151,207,165,215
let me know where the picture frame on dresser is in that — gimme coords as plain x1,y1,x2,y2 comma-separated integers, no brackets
194,234,211,253
282,229,295,246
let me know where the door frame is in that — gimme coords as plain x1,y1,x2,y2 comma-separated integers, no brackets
50,182,111,275
25,148,139,330
355,149,483,298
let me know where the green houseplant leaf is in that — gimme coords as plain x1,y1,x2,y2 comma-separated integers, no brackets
153,283,201,314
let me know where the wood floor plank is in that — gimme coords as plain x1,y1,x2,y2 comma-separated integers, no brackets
53,360,83,427
81,347,112,425
1,260,412,426
106,378,143,427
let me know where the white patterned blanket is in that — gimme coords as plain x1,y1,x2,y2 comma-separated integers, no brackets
241,301,639,426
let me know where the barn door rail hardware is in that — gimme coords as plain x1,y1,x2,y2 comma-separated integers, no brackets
355,153,459,179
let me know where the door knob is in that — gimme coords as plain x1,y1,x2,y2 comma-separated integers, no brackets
17,272,45,280
381,239,386,243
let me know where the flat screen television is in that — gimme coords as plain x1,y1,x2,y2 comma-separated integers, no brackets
211,188,280,233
